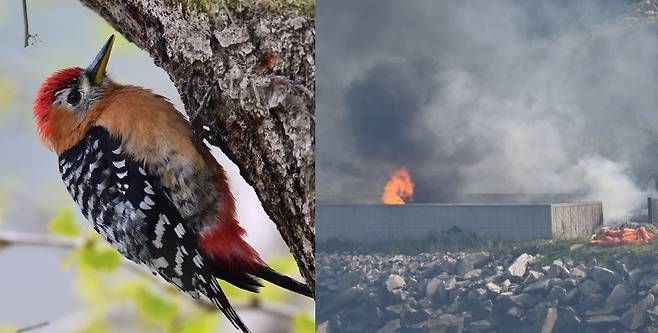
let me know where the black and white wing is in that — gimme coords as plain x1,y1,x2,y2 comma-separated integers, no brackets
58,126,249,333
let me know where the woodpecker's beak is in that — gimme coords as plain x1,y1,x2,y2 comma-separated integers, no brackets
86,35,115,85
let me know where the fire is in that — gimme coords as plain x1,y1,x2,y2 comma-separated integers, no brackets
381,167,414,204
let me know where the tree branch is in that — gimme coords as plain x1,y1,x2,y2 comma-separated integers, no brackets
76,0,315,289
21,0,37,47
0,230,305,320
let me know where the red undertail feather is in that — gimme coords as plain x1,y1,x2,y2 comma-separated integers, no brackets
199,220,264,273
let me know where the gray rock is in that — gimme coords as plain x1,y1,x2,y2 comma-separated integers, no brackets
427,313,464,333
386,274,406,292
621,294,655,330
486,282,501,294
547,285,567,303
465,320,492,332
538,306,558,333
400,307,430,326
561,278,578,290
385,304,405,317
317,321,329,333
457,252,489,275
605,283,632,307
570,267,587,279
579,279,602,295
589,266,617,284
581,294,605,311
547,260,570,279
511,293,539,308
375,319,400,333
508,253,531,277
565,287,580,302
525,270,544,283
426,277,443,298
464,269,483,280
629,267,648,288
640,272,658,289
440,256,458,274
525,278,553,293
507,306,524,317
468,252,491,268
556,307,582,332
586,315,621,325
500,279,512,292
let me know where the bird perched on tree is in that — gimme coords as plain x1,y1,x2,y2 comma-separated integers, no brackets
32,35,312,333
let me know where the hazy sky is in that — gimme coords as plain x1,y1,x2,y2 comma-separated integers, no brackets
317,0,658,221
0,1,295,330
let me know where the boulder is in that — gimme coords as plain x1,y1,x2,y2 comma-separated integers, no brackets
605,283,632,307
465,320,493,333
579,279,602,296
508,253,531,277
375,319,400,333
589,266,617,284
621,294,655,330
386,274,406,292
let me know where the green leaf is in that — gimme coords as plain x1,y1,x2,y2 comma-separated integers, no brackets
75,316,110,333
267,254,298,275
79,245,121,272
180,311,218,333
259,280,286,301
47,208,80,238
0,79,14,112
292,312,315,333
134,286,179,324
76,270,104,304
218,279,251,300
0,326,16,333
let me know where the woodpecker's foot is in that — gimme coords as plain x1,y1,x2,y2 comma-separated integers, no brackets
190,80,219,144
191,80,219,122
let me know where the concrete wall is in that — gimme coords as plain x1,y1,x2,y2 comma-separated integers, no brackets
317,202,602,243
551,202,603,238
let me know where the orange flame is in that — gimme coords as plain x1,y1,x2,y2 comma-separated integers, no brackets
381,167,414,204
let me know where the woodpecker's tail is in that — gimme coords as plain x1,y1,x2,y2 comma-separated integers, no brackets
253,266,314,298
206,278,251,333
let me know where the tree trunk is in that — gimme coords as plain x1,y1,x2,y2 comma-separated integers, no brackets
77,0,315,288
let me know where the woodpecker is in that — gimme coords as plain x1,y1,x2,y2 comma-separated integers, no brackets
33,35,313,333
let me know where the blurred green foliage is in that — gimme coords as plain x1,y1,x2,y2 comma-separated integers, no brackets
0,78,15,114
292,312,314,333
0,207,314,332
47,208,80,237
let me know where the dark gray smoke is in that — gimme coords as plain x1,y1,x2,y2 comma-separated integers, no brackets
317,0,658,221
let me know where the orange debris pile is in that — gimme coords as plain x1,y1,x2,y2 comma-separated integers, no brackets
589,225,655,246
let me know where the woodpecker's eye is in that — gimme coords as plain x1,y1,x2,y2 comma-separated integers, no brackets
67,90,81,105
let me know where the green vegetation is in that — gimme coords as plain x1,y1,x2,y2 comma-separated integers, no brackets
320,229,658,268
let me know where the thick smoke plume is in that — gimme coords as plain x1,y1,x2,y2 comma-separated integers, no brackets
317,0,658,222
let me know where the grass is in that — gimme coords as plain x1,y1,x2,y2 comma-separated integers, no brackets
318,228,658,268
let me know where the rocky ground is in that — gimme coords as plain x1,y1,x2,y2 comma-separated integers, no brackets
316,248,658,333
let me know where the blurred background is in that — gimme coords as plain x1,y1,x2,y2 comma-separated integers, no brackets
0,1,313,332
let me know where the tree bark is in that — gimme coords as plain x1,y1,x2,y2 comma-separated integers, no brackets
77,0,315,288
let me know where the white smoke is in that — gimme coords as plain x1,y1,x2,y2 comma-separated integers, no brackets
318,0,658,223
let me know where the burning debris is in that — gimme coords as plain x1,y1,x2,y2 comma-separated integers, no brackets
590,224,656,246
381,167,414,204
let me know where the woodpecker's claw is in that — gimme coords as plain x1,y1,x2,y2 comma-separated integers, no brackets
190,80,219,129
